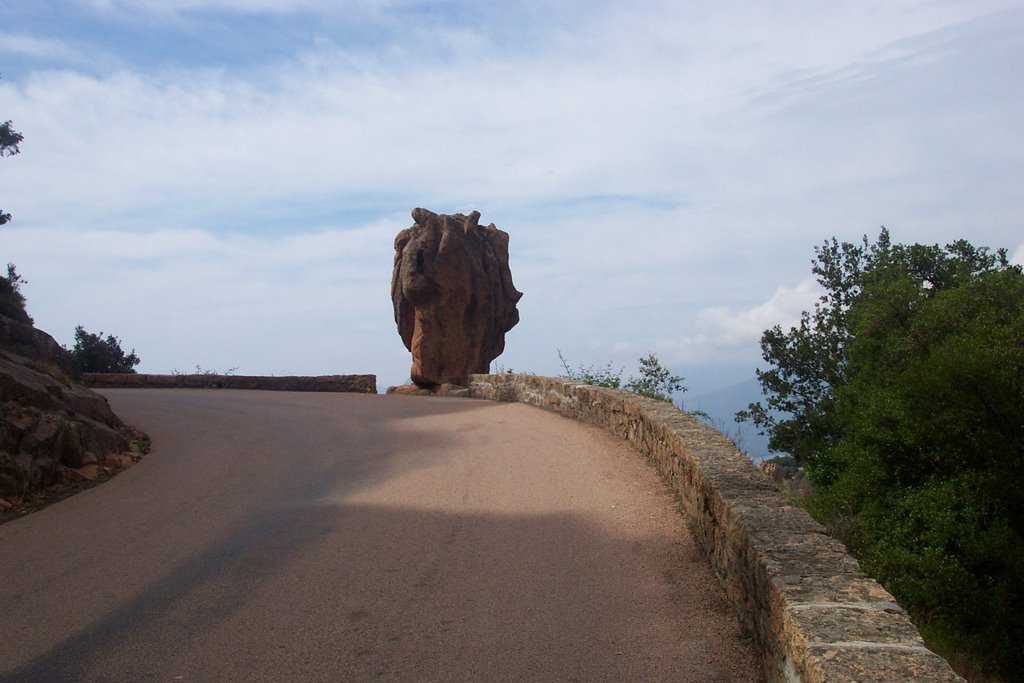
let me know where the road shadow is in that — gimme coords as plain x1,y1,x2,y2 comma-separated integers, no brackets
1,502,761,682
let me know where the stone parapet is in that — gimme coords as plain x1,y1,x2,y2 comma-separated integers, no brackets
466,374,963,683
84,373,377,394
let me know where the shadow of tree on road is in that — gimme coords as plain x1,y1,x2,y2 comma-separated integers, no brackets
2,502,759,682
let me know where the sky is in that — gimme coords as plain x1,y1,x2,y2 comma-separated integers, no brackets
2,0,1023,397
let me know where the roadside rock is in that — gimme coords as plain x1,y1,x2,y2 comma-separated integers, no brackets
0,316,144,504
391,208,522,388
0,313,77,377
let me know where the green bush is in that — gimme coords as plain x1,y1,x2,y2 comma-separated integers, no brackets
557,349,623,389
69,325,141,374
623,353,685,401
0,264,31,323
558,350,688,403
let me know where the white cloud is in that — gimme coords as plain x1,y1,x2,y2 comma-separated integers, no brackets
6,2,1021,234
640,280,820,368
1012,244,1024,266
695,280,820,347
3,219,402,376
0,34,83,62
78,0,330,13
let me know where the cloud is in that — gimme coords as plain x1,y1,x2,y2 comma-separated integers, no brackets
0,34,83,62
7,2,1021,236
77,0,330,14
3,218,404,376
695,280,820,346
641,280,820,366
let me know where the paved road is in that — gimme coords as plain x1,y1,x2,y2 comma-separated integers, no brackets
0,389,761,682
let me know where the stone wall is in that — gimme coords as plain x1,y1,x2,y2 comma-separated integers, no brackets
84,373,377,394
466,374,963,683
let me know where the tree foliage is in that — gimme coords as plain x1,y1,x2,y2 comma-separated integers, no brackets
741,229,1024,679
559,350,686,402
69,326,141,374
0,120,21,156
558,349,623,389
0,111,27,319
0,264,31,323
623,352,686,401
1,119,23,226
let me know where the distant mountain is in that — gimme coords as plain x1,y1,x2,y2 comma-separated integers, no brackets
682,378,775,463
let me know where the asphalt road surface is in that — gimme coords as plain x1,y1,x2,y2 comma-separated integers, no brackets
0,389,762,682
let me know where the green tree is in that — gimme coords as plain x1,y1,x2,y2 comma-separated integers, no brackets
623,352,686,401
0,263,31,323
1,119,23,226
741,230,1024,679
0,113,29,322
69,326,141,374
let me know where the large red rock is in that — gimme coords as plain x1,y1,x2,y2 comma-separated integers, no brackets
392,208,522,388
0,315,144,503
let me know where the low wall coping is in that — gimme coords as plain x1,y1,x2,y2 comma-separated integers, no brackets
83,373,377,394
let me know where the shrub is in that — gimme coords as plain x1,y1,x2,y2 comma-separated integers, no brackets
558,350,689,403
557,349,623,389
69,326,141,374
0,264,31,324
623,352,685,401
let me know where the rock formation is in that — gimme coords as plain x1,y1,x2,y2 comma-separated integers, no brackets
760,461,785,485
0,314,144,509
391,208,522,388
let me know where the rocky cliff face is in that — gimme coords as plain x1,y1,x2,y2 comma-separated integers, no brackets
0,314,77,377
0,315,143,509
391,208,522,388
